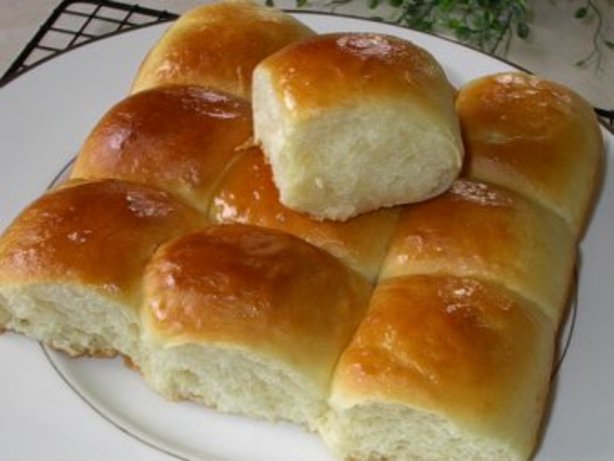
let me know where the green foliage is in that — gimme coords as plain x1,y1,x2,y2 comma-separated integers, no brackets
278,0,531,54
371,0,531,54
269,0,612,64
574,7,588,19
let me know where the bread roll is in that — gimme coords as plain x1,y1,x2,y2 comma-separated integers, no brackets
71,85,255,213
380,179,576,323
131,0,315,99
252,32,463,220
0,179,203,359
140,224,371,427
321,274,554,461
209,149,399,281
456,72,603,237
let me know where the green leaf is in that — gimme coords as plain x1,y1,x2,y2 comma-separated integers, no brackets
575,58,588,67
471,14,485,29
265,0,274,5
492,18,503,31
440,0,457,12
296,0,308,7
447,18,461,29
605,40,614,50
388,0,403,7
369,0,381,9
516,22,529,39
574,7,588,19
455,26,472,40
484,10,493,25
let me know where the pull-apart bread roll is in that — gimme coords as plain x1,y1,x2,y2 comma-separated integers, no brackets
322,274,554,461
0,180,203,359
209,149,399,281
381,180,575,324
140,224,371,427
456,72,603,236
253,33,463,221
131,0,315,99
71,85,255,213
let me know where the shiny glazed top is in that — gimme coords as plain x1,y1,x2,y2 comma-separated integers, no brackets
0,180,203,305
332,274,554,456
131,0,315,99
71,85,255,213
209,150,399,281
380,179,575,322
143,224,372,385
257,32,455,114
456,72,603,235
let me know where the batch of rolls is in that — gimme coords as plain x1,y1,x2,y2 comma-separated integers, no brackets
0,1,603,460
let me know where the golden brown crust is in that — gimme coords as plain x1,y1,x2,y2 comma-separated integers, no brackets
0,179,204,305
71,86,255,213
380,179,576,322
143,224,372,385
332,274,554,454
456,72,603,236
131,1,314,98
209,150,399,281
258,32,455,115
122,354,141,372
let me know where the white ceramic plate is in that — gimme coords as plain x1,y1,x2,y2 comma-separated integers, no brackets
0,12,612,461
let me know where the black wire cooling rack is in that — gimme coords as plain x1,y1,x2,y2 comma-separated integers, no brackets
1,0,613,131
0,0,177,83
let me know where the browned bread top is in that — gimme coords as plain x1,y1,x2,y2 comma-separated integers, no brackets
71,85,255,213
209,150,399,281
330,274,555,460
142,223,372,387
0,179,203,304
457,72,603,237
381,179,576,323
131,0,315,99
255,32,454,113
